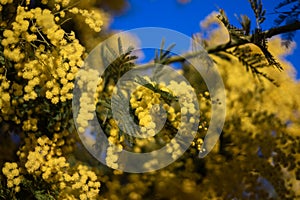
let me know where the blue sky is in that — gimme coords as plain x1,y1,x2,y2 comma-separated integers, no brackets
110,0,300,79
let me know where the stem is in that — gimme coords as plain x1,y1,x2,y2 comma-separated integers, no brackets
137,51,201,70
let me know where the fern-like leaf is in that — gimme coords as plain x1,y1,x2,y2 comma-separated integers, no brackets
274,0,300,47
227,46,279,86
100,38,137,83
275,0,299,10
248,0,266,28
235,14,251,35
217,10,246,40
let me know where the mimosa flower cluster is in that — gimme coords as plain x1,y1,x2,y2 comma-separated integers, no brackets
96,76,205,171
1,162,23,193
0,0,106,198
3,133,100,199
75,68,103,133
0,0,106,124
2,5,85,103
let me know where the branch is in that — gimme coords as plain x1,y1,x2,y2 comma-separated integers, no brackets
265,21,300,38
136,21,300,69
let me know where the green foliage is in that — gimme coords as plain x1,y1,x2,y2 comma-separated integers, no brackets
215,9,283,85
101,38,137,84
274,0,300,25
217,9,248,40
154,39,176,65
19,178,57,200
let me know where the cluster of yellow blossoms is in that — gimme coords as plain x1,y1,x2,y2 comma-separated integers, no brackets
2,5,85,103
130,78,197,131
130,85,164,137
69,7,104,32
97,76,203,170
75,68,103,133
0,0,106,120
0,1,107,198
0,71,11,119
2,162,23,192
22,117,38,132
130,78,182,135
106,143,123,170
2,132,100,199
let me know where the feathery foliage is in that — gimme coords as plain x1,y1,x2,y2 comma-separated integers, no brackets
274,0,300,47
